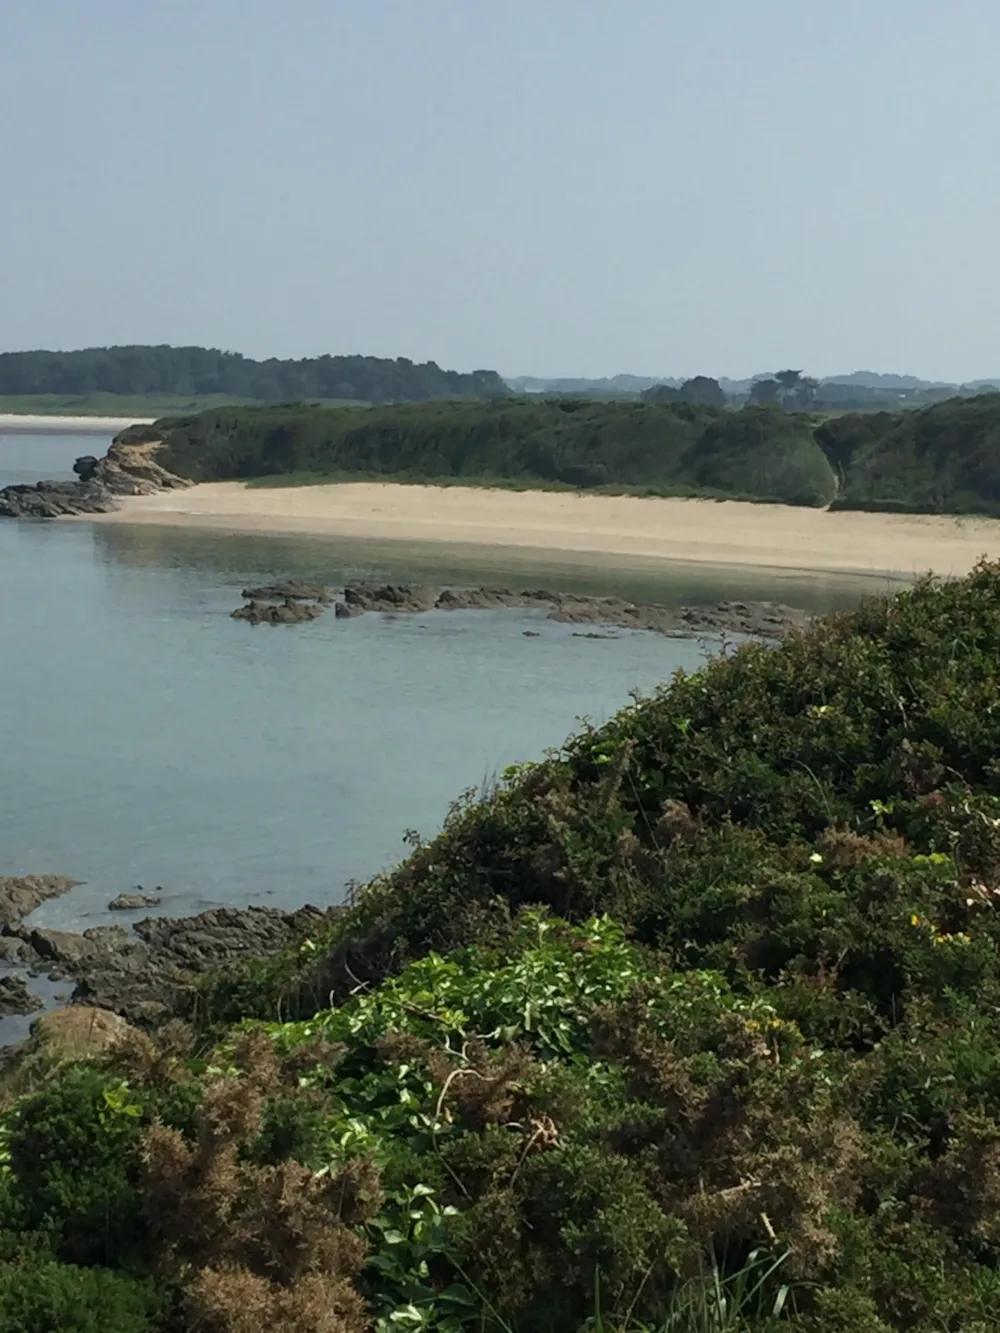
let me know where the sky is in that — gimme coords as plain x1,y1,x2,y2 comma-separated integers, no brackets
1,0,998,381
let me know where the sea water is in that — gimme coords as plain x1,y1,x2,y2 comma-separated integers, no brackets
0,432,869,936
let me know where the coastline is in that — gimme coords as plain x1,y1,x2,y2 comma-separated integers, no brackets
0,413,154,434
85,480,1000,579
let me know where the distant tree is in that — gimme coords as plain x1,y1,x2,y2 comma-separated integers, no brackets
750,371,818,411
749,377,781,406
676,376,726,408
641,383,680,404
774,369,819,411
0,347,511,404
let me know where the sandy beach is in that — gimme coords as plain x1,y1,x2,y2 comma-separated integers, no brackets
0,414,154,433
82,481,1000,579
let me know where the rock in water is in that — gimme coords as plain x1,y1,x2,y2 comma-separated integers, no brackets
0,436,192,519
241,582,333,603
232,598,325,625
11,902,341,1029
109,891,162,911
342,583,437,613
0,875,77,930
0,975,43,1016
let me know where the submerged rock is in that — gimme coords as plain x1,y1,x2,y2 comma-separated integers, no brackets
232,598,325,625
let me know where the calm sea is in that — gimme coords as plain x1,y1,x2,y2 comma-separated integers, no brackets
0,432,874,993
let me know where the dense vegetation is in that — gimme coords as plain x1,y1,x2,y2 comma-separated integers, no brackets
128,399,838,507
123,391,1000,513
0,346,509,405
820,394,1000,513
8,564,1000,1329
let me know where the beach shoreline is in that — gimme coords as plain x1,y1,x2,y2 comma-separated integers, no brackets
79,480,1000,579
0,413,154,434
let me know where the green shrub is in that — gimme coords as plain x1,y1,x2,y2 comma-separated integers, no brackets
0,1261,169,1333
2,1066,146,1267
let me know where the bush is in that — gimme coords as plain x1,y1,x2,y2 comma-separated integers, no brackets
2,1065,146,1267
0,1261,169,1333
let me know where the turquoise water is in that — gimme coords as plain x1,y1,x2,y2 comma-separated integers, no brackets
1,432,871,941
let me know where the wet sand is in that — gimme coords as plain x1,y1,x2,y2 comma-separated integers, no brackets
87,481,1000,579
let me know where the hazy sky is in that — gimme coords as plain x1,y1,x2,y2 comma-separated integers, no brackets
2,1,998,380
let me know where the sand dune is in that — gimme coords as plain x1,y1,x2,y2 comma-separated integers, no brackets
87,481,1000,579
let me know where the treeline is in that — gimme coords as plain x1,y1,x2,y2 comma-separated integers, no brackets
124,391,1000,513
640,369,1000,412
0,345,509,404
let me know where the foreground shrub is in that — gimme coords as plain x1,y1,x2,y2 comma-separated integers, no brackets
0,1261,169,1333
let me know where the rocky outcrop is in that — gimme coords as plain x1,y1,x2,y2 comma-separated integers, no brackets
6,902,339,1029
0,875,77,931
232,581,334,625
242,582,334,603
109,890,162,911
232,598,325,625
340,583,438,614
229,579,805,638
0,436,191,518
0,975,43,1017
328,583,807,639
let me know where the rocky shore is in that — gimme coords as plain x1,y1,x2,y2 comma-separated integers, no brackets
0,437,190,518
0,874,338,1033
231,579,807,638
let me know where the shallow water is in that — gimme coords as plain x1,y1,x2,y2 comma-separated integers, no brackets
1,432,872,942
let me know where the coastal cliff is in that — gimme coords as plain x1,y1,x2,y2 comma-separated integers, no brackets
0,433,190,518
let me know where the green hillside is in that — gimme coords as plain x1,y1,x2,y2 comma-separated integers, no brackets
116,392,1000,514
823,393,1000,514
123,398,839,506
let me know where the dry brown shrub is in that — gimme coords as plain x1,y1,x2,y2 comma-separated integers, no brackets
140,1050,377,1330
186,1265,367,1333
656,799,702,844
817,826,908,869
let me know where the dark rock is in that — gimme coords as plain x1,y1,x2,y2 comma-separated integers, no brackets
0,875,77,931
334,601,364,618
73,455,100,481
342,583,437,614
0,936,39,966
331,583,805,641
0,437,192,520
231,598,324,625
26,928,107,968
523,630,540,637
83,926,130,948
109,891,162,911
0,975,43,1017
434,587,521,611
30,902,343,1030
242,582,333,603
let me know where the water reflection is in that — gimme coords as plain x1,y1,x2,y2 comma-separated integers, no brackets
91,521,892,613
